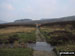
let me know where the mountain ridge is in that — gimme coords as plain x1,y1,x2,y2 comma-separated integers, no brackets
12,16,75,24
0,16,75,25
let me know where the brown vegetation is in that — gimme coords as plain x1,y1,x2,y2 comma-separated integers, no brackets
0,26,35,34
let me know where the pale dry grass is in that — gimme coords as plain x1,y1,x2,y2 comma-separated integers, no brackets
0,26,36,34
41,27,65,32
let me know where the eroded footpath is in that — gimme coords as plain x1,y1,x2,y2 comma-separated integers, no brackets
33,27,56,56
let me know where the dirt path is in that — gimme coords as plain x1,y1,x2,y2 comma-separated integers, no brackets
33,50,56,56
33,25,56,56
36,29,46,42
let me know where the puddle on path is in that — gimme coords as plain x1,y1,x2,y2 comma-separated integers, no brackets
27,42,54,51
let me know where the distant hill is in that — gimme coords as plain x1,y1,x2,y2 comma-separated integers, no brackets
8,16,75,25
35,16,75,24
0,16,75,25
15,19,32,23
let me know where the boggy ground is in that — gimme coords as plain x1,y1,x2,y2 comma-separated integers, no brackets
40,23,75,52
0,26,56,56
0,26,36,44
0,26,36,56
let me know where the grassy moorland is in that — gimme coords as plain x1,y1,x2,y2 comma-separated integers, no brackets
0,48,33,56
0,26,36,43
0,26,35,34
40,22,75,51
0,26,36,56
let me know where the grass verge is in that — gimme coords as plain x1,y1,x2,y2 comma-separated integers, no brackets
0,48,33,56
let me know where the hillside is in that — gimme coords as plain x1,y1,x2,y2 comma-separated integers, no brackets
0,16,75,25
36,16,75,24
13,16,75,24
15,19,32,23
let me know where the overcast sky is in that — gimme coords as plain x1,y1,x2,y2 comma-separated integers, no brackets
0,0,75,22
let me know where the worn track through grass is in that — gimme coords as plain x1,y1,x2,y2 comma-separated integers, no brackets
33,26,56,56
36,29,46,42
